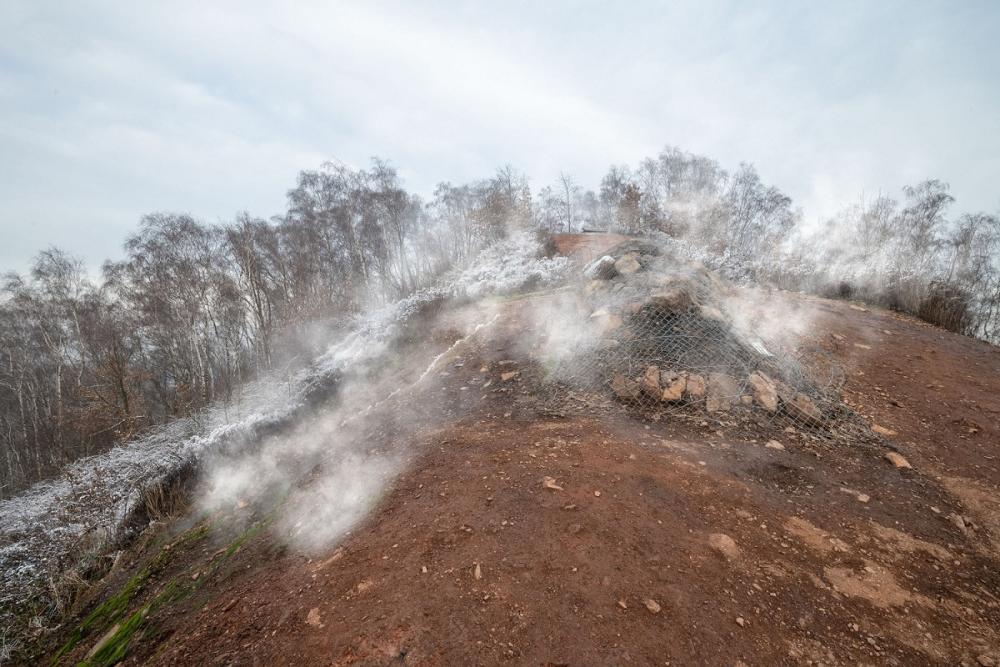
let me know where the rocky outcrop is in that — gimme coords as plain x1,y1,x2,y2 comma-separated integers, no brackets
578,238,836,431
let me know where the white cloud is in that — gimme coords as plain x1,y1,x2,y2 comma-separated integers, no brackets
1,0,997,272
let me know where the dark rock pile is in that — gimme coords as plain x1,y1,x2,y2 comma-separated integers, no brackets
571,240,835,430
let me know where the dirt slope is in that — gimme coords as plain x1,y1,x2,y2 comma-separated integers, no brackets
39,244,1000,667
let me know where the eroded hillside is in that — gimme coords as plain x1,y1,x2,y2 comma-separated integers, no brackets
22,236,1000,666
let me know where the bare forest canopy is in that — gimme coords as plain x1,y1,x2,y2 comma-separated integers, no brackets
2,147,998,496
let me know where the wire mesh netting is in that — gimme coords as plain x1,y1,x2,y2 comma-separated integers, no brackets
548,241,876,442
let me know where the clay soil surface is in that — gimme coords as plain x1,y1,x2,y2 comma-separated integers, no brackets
41,242,1000,667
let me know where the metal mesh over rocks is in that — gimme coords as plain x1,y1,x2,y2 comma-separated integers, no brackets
552,240,873,440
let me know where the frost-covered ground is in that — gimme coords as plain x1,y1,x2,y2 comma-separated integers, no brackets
0,375,302,618
0,233,568,637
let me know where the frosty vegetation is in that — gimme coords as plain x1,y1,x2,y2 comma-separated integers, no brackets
2,147,998,497
0,231,567,635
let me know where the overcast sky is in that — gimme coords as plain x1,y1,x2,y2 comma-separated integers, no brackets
1,0,998,273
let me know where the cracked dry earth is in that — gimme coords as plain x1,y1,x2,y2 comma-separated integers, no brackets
45,288,1000,667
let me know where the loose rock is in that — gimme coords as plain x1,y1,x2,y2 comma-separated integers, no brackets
614,253,642,275
685,374,706,400
660,371,687,402
542,476,564,491
584,255,618,280
706,374,739,413
884,452,912,469
785,392,823,426
612,374,642,401
640,365,661,398
647,286,694,312
591,310,624,335
748,371,778,412
707,533,740,561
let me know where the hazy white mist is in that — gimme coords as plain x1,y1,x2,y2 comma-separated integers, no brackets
1,0,998,271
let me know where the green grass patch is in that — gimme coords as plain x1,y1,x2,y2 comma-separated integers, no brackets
51,491,293,666
51,521,211,665
79,604,149,667
53,515,273,666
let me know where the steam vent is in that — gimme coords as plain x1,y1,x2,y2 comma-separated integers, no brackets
559,240,871,441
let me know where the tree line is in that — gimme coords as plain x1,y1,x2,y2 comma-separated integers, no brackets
0,160,531,496
536,147,1000,340
2,147,997,496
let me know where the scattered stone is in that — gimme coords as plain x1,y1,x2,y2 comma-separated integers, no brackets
614,253,642,275
542,476,564,491
647,286,694,312
765,440,785,450
590,310,624,335
785,392,823,426
977,655,996,667
706,373,739,413
698,305,726,323
644,599,661,614
584,255,618,280
474,563,482,580
748,371,778,412
421,565,428,574
884,452,912,469
872,424,897,437
583,279,608,298
685,374,706,399
840,487,870,503
306,608,322,627
707,533,740,561
594,490,602,497
611,374,642,401
854,343,872,350
660,371,686,402
640,365,662,398
735,616,746,627
849,304,869,312
501,371,519,382
617,599,628,610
